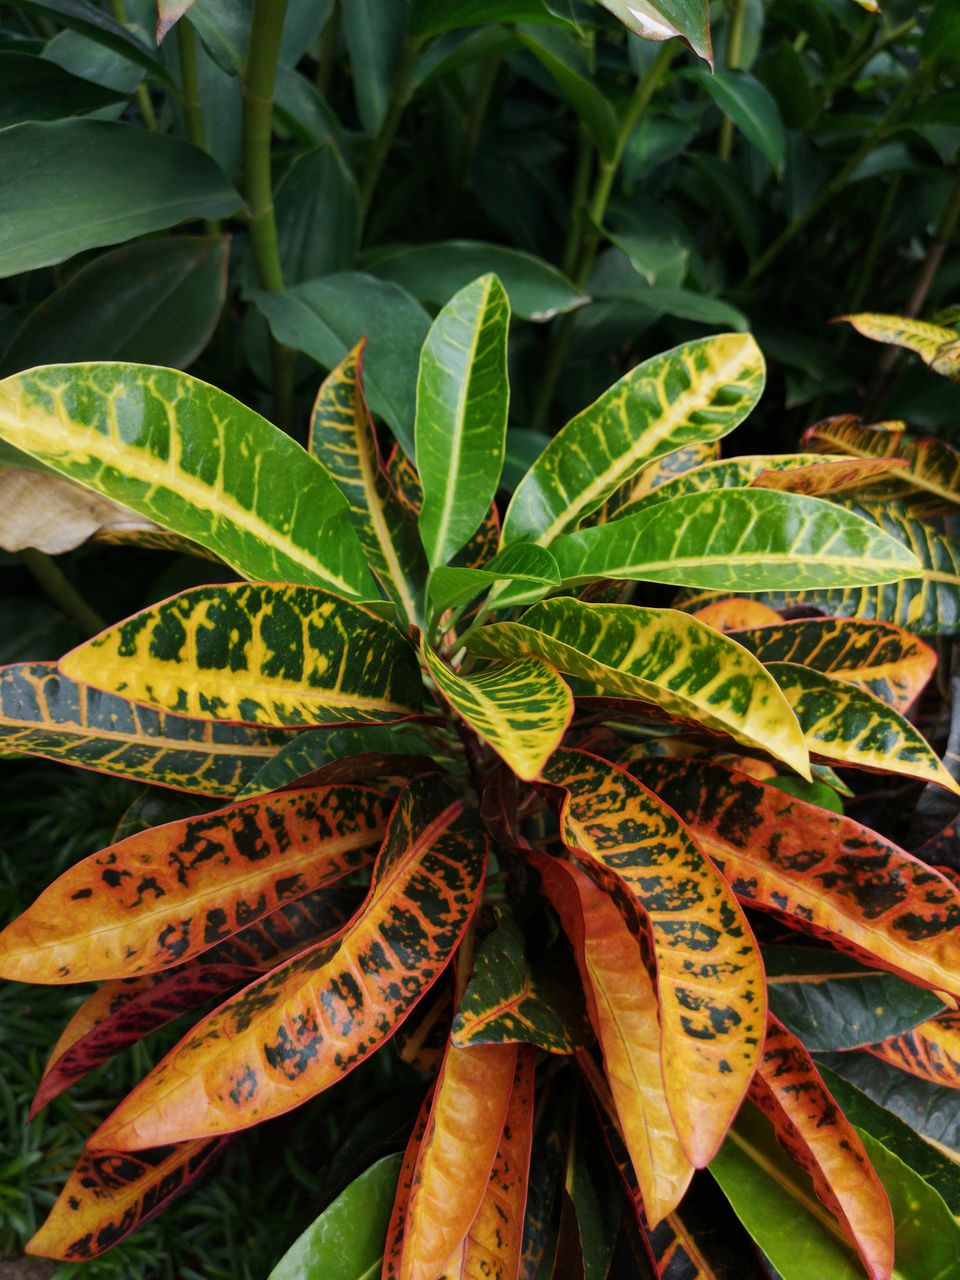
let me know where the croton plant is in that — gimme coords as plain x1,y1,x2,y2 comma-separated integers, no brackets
2,278,960,1279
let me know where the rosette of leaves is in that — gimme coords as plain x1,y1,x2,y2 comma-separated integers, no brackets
2,277,959,1279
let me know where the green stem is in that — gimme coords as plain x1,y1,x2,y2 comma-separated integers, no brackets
177,19,221,237
242,0,292,427
357,37,423,234
717,0,746,161
109,0,157,130
19,550,104,636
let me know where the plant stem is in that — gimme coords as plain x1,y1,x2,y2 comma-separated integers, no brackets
242,0,293,427
315,0,339,97
561,126,593,277
357,36,423,233
109,0,158,130
177,18,221,237
717,0,746,161
19,550,104,636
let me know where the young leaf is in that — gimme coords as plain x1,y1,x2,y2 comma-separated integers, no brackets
237,725,439,798
749,1015,894,1280
501,334,765,547
415,274,510,567
466,598,810,778
533,853,695,1224
0,662,290,797
87,777,486,1148
838,314,960,380
60,584,424,727
422,644,572,780
309,342,427,628
0,784,388,982
550,489,922,590
0,363,377,597
635,758,960,993
866,1011,960,1088
426,544,560,622
541,749,766,1168
804,417,960,506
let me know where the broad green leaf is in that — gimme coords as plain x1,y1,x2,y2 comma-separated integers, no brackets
364,241,587,322
60,584,423,728
26,1140,226,1261
804,417,960,506
501,334,765,546
1,237,229,374
598,0,711,65
341,0,406,135
866,1011,960,1089
185,0,331,75
269,1154,402,1280
636,758,960,994
731,618,936,714
426,545,560,623
766,661,959,794
551,490,921,590
467,598,810,777
251,273,430,457
8,0,170,77
408,0,575,35
309,342,427,628
0,785,388,982
839,313,960,380
596,439,719,521
763,946,945,1052
274,145,358,286
0,364,376,597
543,749,765,1168
451,911,591,1054
0,121,239,277
422,643,571,779
692,69,785,170
821,1051,960,1157
0,661,288,797
88,777,486,1147
416,274,510,568
0,51,126,126
238,725,439,798
515,28,618,161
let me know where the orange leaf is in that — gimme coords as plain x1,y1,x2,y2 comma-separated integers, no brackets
384,1086,438,1280
691,599,782,630
866,1010,960,1087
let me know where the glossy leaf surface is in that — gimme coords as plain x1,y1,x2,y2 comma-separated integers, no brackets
542,749,765,1167
866,1012,960,1088
426,544,560,622
237,724,439,798
60,584,423,727
804,417,960,505
501,334,765,546
752,457,907,496
0,363,376,596
467,598,810,777
0,662,289,797
0,785,387,982
89,777,486,1147
416,275,510,567
383,1086,436,1280
612,454,827,519
598,0,711,65
839,313,960,380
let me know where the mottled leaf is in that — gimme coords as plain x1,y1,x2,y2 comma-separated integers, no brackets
595,439,719,523
426,544,560,623
383,1086,437,1279
613,454,831,520
237,725,440,798
804,417,960,506
752,456,907,497
693,599,783,629
839,313,960,380
866,1011,960,1089
386,445,500,572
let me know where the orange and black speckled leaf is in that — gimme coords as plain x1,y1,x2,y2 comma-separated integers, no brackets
540,748,765,1168
398,1039,518,1280
634,757,960,994
383,1085,437,1280
26,1140,227,1261
750,1014,894,1280
0,662,291,797
866,1010,960,1087
87,776,487,1149
31,888,360,1116
0,785,389,983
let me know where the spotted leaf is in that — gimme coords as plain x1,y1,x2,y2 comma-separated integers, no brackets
540,748,765,1167
59,583,424,727
749,1014,894,1280
751,456,908,497
634,758,960,994
466,597,810,778
533,853,694,1224
501,333,765,547
804,417,960,507
422,644,572,780
386,445,499,572
838,313,960,380
87,776,487,1148
0,363,377,597
866,1011,960,1089
309,341,427,628
0,662,289,797
0,784,388,982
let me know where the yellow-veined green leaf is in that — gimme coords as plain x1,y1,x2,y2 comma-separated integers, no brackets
804,416,960,507
416,274,510,567
466,597,810,777
426,543,559,625
839,313,960,380
501,334,765,547
0,364,378,598
386,443,500,571
592,440,720,524
421,643,572,780
59,583,424,728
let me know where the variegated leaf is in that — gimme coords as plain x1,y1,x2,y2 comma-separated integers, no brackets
692,599,783,630
541,748,765,1167
383,1086,437,1279
613,454,839,520
751,456,908,497
386,445,499,571
804,417,960,506
237,724,441,798
60,583,424,727
593,440,720,524
87,776,487,1148
838,313,960,380
426,544,560,623
866,1011,960,1088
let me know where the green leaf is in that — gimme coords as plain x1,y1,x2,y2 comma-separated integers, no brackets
0,363,377,599
692,68,786,170
818,1051,960,1157
0,51,126,126
515,28,619,161
551,490,922,591
763,946,945,1052
186,0,331,75
250,273,430,458
598,0,711,66
1,237,228,374
409,0,575,36
6,0,170,78
341,0,406,135
0,121,239,277
269,1153,402,1280
274,145,358,286
467,597,810,777
501,334,765,547
363,241,588,322
612,454,830,519
416,274,511,567
237,724,440,798
427,544,560,623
